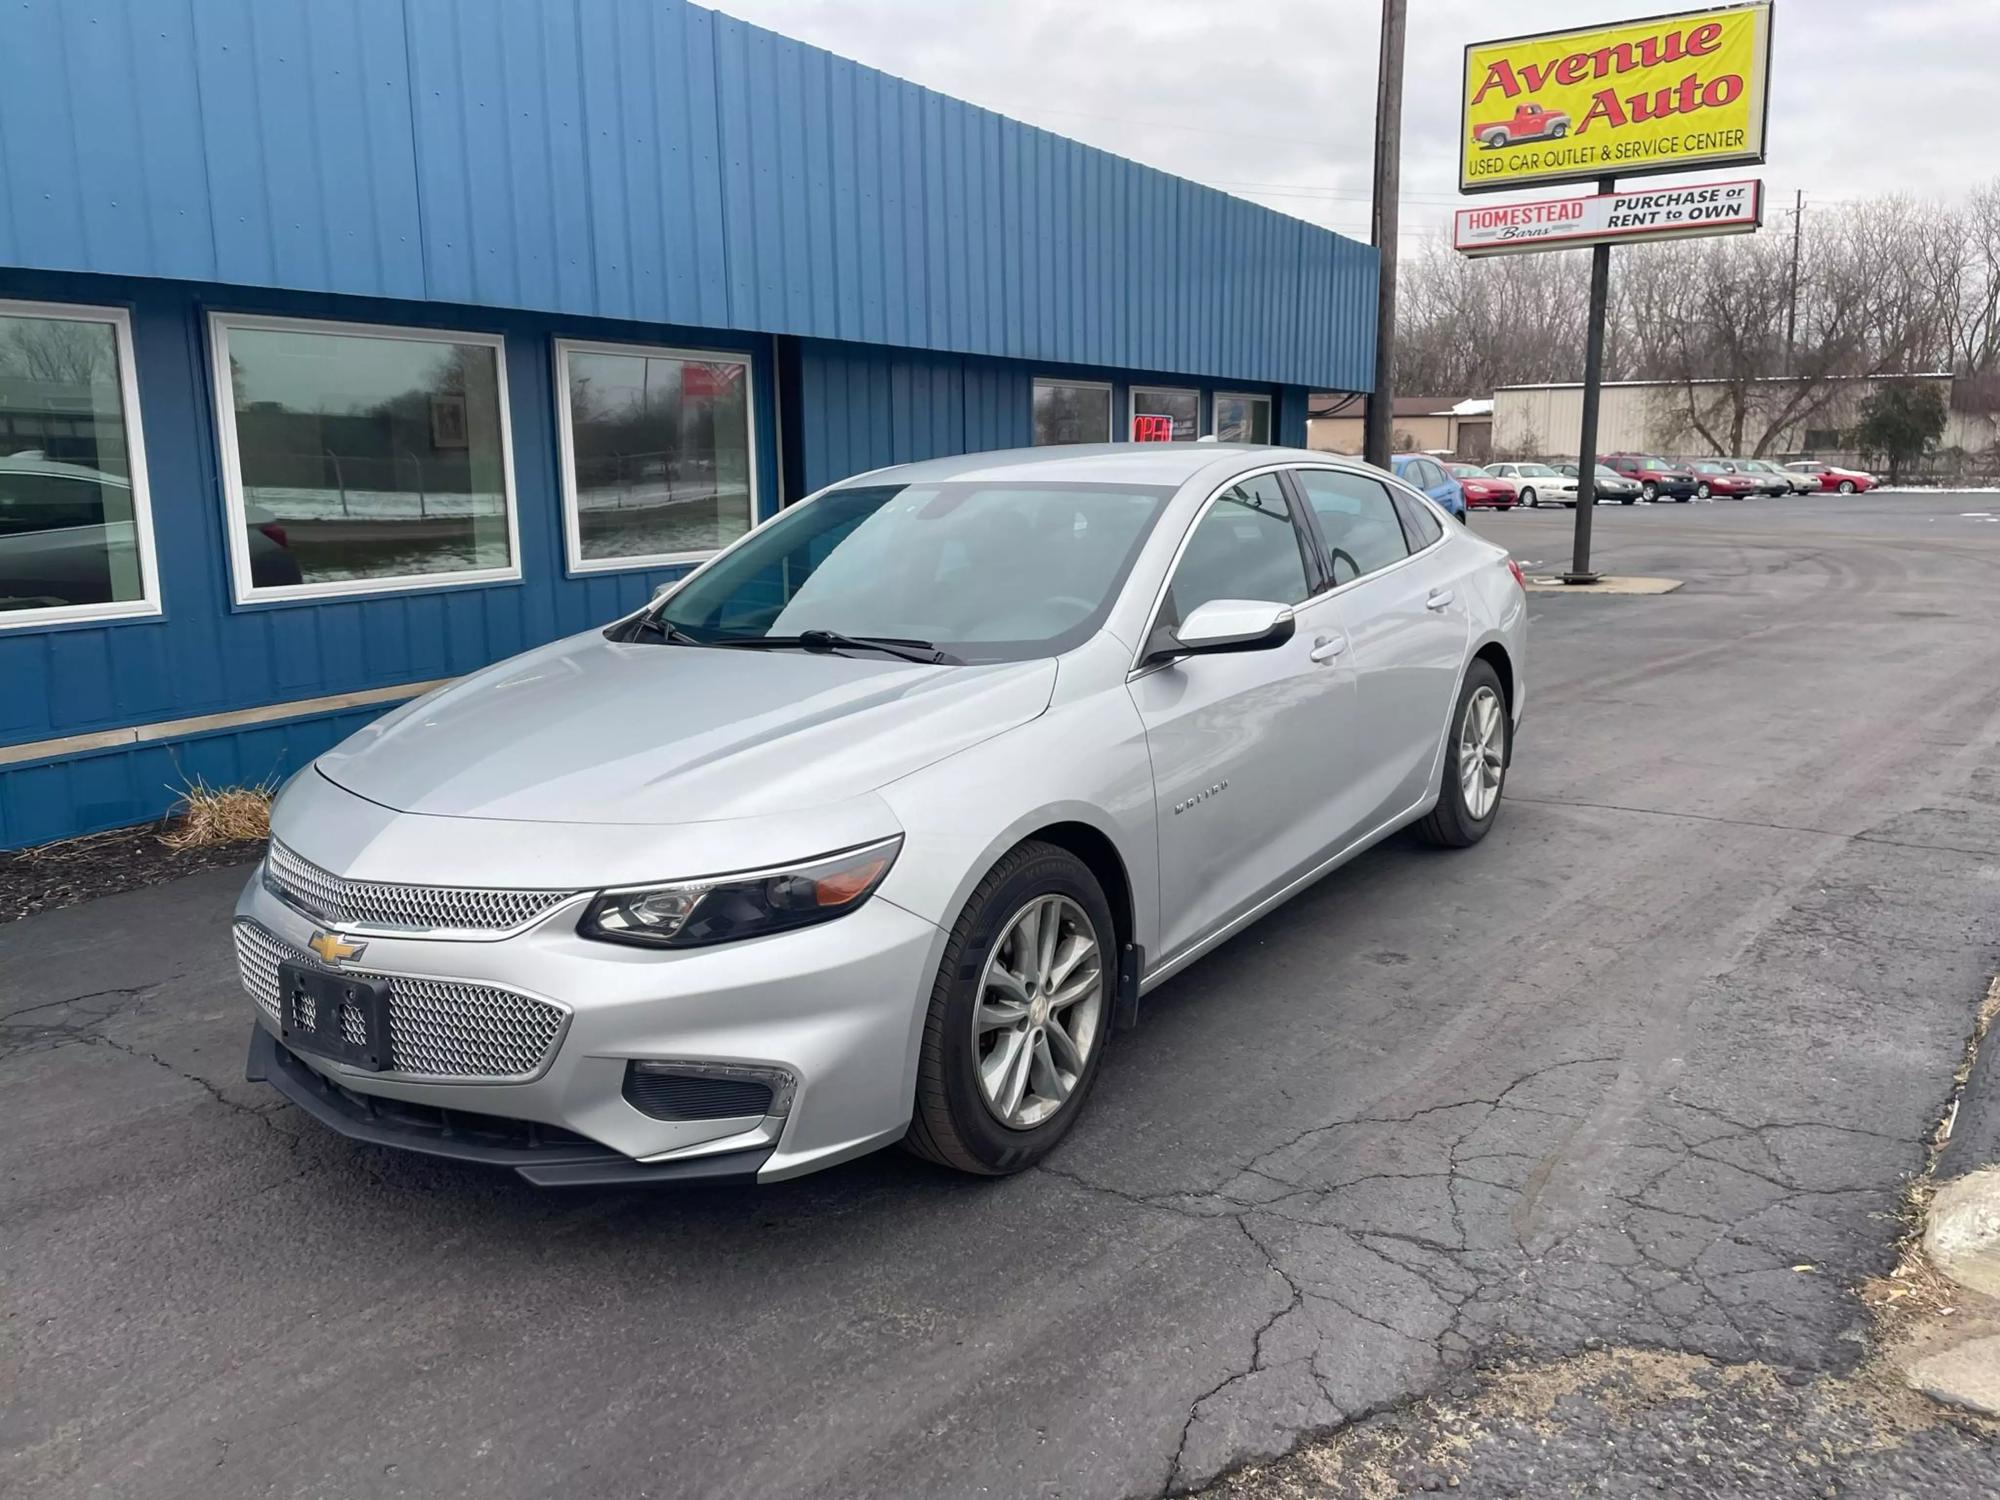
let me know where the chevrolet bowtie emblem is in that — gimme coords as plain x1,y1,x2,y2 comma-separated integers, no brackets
307,930,367,966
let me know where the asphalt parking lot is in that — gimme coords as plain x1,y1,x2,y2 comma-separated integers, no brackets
6,491,2000,1499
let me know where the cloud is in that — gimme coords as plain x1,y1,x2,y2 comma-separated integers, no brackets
708,0,1999,246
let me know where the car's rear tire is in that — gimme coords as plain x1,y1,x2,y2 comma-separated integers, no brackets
903,842,1116,1176
1417,661,1509,849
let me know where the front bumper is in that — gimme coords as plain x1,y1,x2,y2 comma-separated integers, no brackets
235,857,947,1184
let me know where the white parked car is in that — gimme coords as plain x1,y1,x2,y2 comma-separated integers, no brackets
237,445,1527,1186
1485,461,1578,508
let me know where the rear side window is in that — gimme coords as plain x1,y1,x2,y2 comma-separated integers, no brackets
1162,474,1312,623
1392,489,1445,550
1292,470,1412,584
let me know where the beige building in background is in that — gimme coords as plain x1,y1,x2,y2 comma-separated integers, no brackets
1491,373,1991,461
1308,395,1493,459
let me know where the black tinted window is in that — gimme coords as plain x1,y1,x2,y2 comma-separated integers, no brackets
1293,470,1411,584
1164,475,1311,622
1393,490,1446,549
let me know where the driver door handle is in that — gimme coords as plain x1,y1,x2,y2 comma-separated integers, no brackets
1425,588,1455,612
1310,635,1346,664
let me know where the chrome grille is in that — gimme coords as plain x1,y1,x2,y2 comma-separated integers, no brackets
233,921,567,1081
264,840,579,935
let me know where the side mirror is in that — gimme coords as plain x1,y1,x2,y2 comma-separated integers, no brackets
1152,599,1296,663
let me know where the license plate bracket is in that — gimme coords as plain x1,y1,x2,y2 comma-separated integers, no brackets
277,961,394,1072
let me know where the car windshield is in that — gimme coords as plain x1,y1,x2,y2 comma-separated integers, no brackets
1594,465,1624,480
1640,457,1675,469
1514,463,1557,477
653,481,1172,662
1691,461,1727,473
1448,464,1484,477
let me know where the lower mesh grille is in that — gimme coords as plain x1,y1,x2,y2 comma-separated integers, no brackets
234,920,566,1081
623,1067,776,1121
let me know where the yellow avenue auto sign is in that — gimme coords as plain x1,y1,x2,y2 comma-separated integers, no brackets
1460,4,1773,193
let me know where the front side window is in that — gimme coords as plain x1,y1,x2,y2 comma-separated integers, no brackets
212,316,516,601
1032,380,1112,445
1160,475,1311,628
0,302,158,626
557,341,754,570
1130,387,1199,442
1293,470,1412,584
1214,392,1273,445
658,481,1169,662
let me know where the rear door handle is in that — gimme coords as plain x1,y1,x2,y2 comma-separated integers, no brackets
1425,588,1455,612
1310,635,1346,664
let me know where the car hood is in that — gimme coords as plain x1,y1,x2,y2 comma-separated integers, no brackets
316,631,1058,825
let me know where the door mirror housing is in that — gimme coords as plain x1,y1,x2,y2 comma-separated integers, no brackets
1151,599,1296,663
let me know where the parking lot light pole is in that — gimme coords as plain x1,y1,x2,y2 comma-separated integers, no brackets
1565,175,1616,584
1363,0,1406,471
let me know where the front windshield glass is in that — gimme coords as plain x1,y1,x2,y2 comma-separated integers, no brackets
1594,465,1624,480
1642,456,1675,469
1448,464,1483,477
1514,463,1557,477
656,481,1172,662
1692,461,1727,473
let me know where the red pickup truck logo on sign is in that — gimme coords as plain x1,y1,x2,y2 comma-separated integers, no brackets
1474,102,1571,148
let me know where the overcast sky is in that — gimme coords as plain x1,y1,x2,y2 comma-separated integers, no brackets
710,0,1996,248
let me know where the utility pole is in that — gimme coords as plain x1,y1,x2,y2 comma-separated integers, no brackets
1784,189,1804,374
1566,177,1617,584
1363,0,1406,470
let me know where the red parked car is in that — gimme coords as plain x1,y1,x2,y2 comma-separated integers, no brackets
1686,460,1760,500
1448,463,1517,510
1784,461,1878,493
1603,453,1697,502
1473,102,1570,149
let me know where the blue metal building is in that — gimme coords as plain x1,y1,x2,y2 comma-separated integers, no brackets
0,0,1377,850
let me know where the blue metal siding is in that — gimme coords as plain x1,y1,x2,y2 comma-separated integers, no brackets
0,0,1374,391
788,338,1291,496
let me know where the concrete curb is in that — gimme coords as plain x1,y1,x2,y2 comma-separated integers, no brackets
1925,1168,2000,1302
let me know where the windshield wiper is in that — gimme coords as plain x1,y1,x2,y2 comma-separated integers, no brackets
800,630,958,665
712,630,958,665
624,612,704,646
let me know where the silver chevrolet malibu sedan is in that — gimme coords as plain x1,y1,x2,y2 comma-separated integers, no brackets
237,444,1526,1185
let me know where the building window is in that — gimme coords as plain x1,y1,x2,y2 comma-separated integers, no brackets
209,314,518,602
1129,386,1199,442
1214,392,1273,445
0,301,160,628
1032,379,1112,445
555,341,756,570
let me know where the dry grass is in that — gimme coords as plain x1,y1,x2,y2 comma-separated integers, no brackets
158,776,275,850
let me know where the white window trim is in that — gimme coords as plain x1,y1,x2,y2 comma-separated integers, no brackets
553,337,759,574
1127,385,1199,442
1031,377,1114,445
0,299,162,631
1213,390,1275,443
207,312,522,605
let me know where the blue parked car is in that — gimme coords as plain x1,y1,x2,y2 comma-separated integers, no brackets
1388,453,1467,520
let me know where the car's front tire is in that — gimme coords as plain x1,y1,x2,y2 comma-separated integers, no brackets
1417,661,1509,849
1838,480,1857,493
1520,487,1537,507
1641,481,1657,502
904,842,1115,1176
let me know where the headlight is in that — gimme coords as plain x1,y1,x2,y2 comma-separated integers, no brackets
578,836,903,949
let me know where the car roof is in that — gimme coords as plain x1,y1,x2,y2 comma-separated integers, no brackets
841,443,1370,488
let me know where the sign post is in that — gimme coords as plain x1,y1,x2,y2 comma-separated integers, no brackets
1455,3,1774,580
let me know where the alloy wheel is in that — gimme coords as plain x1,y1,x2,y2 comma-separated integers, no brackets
972,895,1105,1130
1459,686,1506,821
